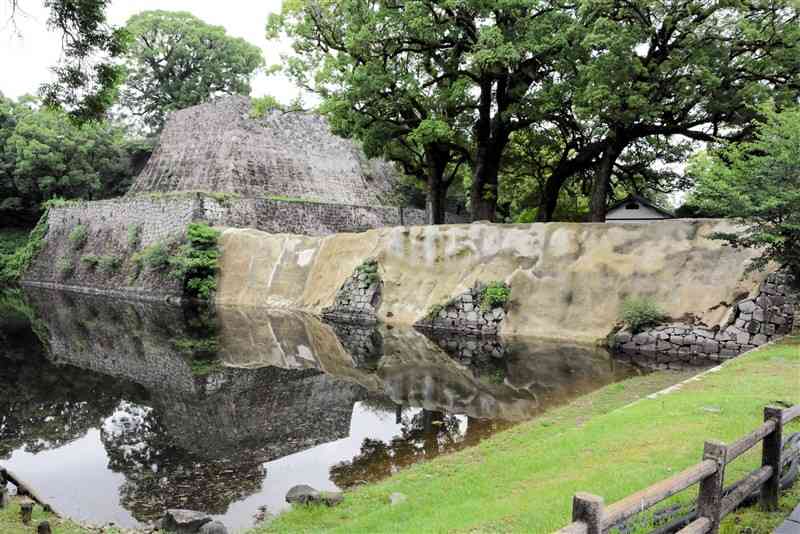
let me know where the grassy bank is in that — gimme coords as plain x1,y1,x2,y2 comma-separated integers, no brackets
255,337,800,534
0,496,121,534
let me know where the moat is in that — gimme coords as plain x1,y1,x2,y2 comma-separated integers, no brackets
1,288,643,532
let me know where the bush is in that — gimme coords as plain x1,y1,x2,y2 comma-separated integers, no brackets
132,242,170,273
81,255,100,269
57,257,74,279
355,259,380,285
479,281,511,311
68,224,88,251
621,296,666,333
169,223,222,301
127,224,142,249
98,255,122,273
0,211,50,285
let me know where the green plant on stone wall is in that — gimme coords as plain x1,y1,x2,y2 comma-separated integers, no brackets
621,296,666,333
68,224,88,251
427,303,446,321
127,224,142,250
57,257,74,279
479,281,511,312
355,259,380,286
98,255,122,274
168,223,222,301
81,255,100,269
131,242,170,276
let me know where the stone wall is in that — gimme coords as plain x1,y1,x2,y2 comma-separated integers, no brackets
321,259,382,324
129,95,400,207
23,195,465,299
613,271,797,367
414,283,507,335
23,197,196,300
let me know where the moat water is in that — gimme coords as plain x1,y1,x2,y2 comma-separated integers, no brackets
1,288,643,532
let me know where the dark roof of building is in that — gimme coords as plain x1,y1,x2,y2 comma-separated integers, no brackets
607,194,675,219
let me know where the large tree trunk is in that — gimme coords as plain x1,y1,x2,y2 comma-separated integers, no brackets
535,170,569,222
589,142,624,222
425,146,450,225
470,150,502,221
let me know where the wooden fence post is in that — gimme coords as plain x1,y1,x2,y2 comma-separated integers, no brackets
697,440,728,533
572,493,604,534
760,406,784,511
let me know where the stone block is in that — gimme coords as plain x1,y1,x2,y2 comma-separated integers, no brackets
736,332,751,345
703,340,720,353
751,334,768,345
738,300,756,313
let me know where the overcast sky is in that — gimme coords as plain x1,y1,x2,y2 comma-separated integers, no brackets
0,0,303,103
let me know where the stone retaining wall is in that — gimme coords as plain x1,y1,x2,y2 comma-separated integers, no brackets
414,284,508,335
613,271,797,367
23,195,465,299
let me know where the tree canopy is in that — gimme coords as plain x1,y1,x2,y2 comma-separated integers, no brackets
0,94,144,225
268,0,800,222
684,106,800,284
120,10,265,131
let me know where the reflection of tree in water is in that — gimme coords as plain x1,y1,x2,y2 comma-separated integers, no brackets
100,401,265,523
330,405,509,489
0,305,137,458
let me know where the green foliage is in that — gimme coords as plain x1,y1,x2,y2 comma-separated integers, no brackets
621,296,666,333
56,257,74,279
685,106,800,285
479,282,511,312
0,96,144,222
98,255,122,274
127,224,142,250
131,242,170,275
249,95,304,118
0,210,50,285
168,223,222,301
355,259,380,286
120,10,265,131
68,225,88,251
80,255,100,269
427,304,446,320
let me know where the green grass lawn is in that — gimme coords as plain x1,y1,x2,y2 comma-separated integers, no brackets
254,337,800,534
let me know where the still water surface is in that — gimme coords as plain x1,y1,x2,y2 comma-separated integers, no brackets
1,288,642,531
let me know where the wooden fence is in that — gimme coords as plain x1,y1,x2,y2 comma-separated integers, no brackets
556,404,800,534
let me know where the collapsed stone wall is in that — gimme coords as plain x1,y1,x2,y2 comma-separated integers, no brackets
321,259,382,324
613,271,797,367
414,284,508,335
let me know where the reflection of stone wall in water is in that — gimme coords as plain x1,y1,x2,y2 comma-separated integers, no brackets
21,288,368,519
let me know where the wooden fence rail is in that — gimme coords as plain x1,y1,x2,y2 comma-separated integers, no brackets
555,404,800,534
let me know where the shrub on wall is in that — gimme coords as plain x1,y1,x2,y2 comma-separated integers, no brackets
127,224,142,250
621,296,666,333
68,224,89,251
81,255,100,269
98,255,122,273
479,281,511,311
132,242,169,274
57,257,74,279
168,223,222,301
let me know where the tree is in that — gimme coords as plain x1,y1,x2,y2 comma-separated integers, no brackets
0,94,141,224
120,11,264,131
7,0,128,121
551,0,800,222
268,0,473,223
684,106,800,285
269,0,575,222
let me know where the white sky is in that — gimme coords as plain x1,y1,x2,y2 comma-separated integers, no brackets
0,0,303,103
